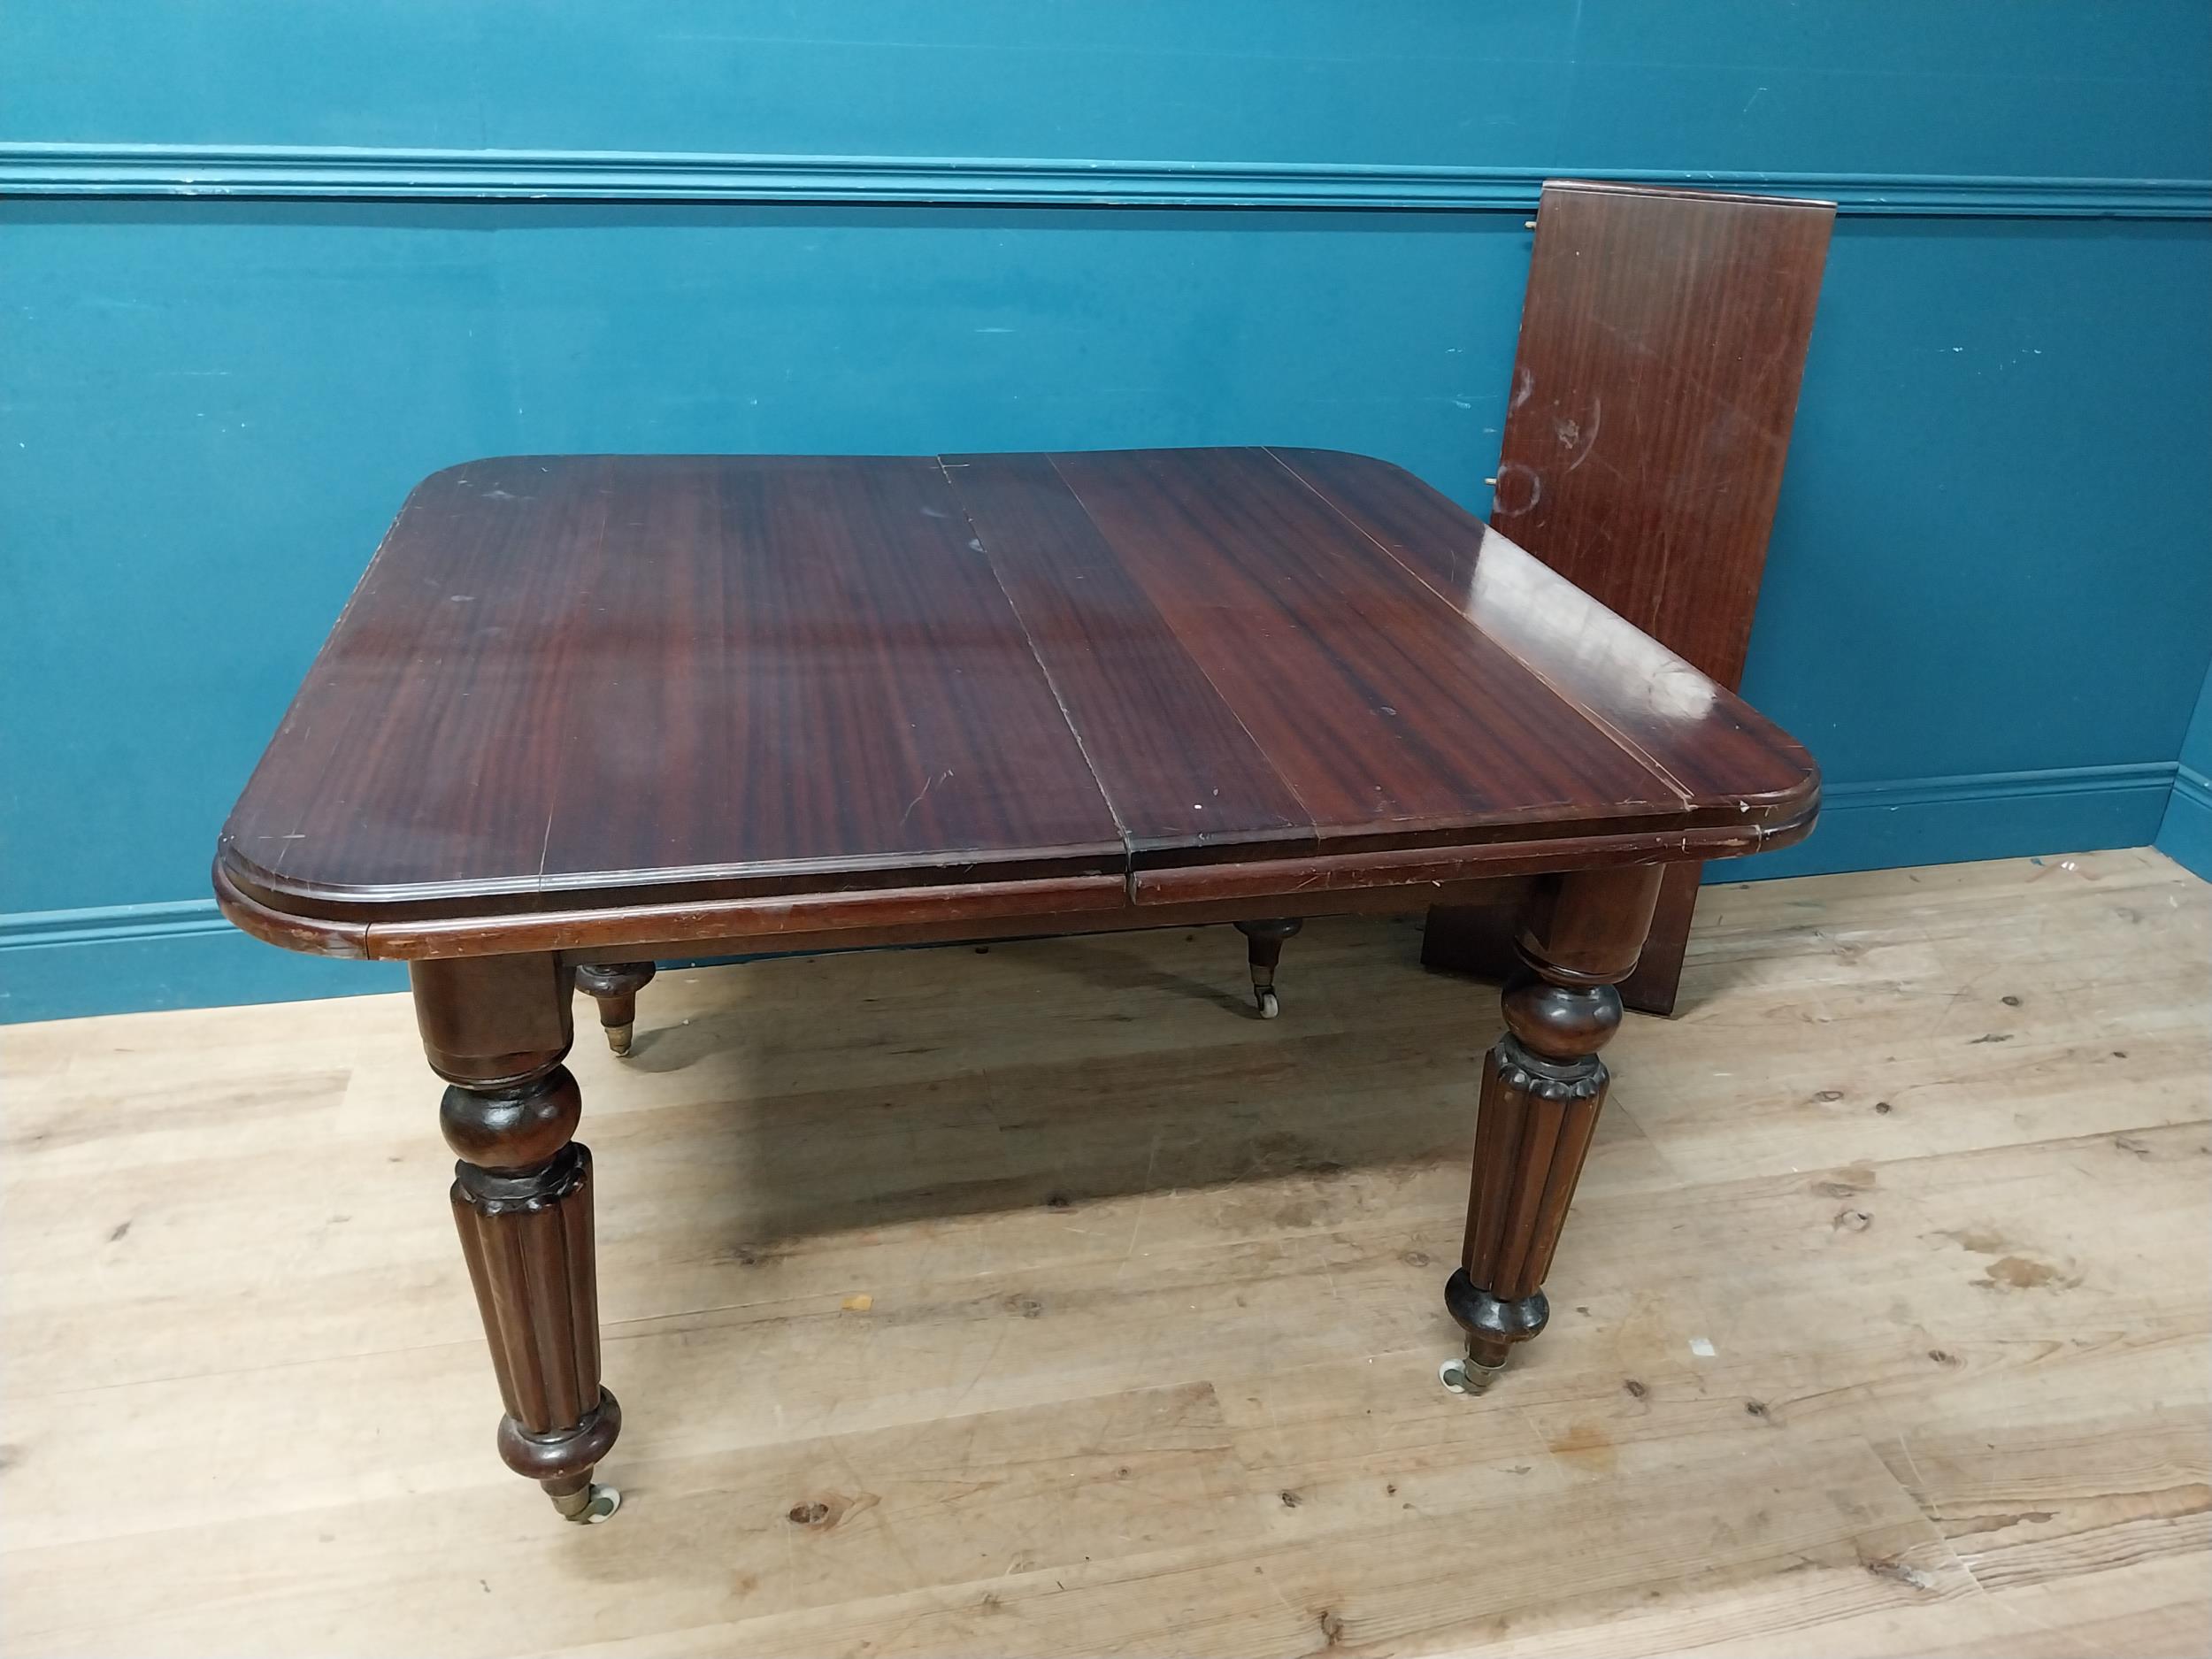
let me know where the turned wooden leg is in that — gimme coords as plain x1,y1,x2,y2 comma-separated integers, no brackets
1442,866,1664,1393
1234,918,1302,1019
1421,873,1694,1018
415,956,622,1522
575,961,655,1056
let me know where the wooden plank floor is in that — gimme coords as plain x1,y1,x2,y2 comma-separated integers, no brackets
4,849,2208,1657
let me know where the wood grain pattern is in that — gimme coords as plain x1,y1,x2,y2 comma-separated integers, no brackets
207,442,1824,1527
7,850,2206,1654
1489,182,1833,687
940,450,1311,857
215,448,1816,959
1417,181,1833,1014
1045,446,1682,833
1274,447,1816,816
221,455,1126,910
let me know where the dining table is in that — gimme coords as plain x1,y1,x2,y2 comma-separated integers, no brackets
216,447,1819,1523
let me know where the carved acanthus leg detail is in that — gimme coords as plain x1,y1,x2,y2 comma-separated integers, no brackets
415,955,621,1522
575,961,656,1056
1234,918,1303,1019
1442,866,1663,1394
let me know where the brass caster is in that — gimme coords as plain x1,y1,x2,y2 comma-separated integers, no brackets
1256,987,1280,1020
576,964,653,1058
1439,1352,1504,1396
553,1482,622,1524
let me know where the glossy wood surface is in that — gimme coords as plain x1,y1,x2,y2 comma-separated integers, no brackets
221,455,1125,903
1041,448,1679,834
1420,180,1833,1012
938,451,1310,856
218,448,1816,958
419,953,620,1516
1448,866,1662,1376
1279,448,1813,816
1488,182,1832,686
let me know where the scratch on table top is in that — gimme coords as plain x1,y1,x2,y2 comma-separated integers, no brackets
901,769,954,826
1561,395,1604,472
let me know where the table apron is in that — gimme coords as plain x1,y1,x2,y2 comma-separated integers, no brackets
218,794,1812,963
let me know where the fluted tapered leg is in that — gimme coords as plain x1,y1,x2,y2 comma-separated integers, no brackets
1443,866,1663,1392
575,961,656,1056
447,1078,619,1518
414,955,621,1522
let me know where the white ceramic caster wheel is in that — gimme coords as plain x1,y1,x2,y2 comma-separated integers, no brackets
1256,987,1280,1019
1439,1354,1502,1396
560,1483,622,1524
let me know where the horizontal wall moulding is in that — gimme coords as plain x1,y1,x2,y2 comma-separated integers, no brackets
1808,760,2181,810
4,143,2208,219
0,898,237,951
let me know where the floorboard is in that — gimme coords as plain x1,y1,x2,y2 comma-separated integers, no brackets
3,849,2206,1656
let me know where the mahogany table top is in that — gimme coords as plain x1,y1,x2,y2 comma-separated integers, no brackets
216,449,1816,959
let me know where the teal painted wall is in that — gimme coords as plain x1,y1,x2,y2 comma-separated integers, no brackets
2158,664,2212,879
4,3,2211,1020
